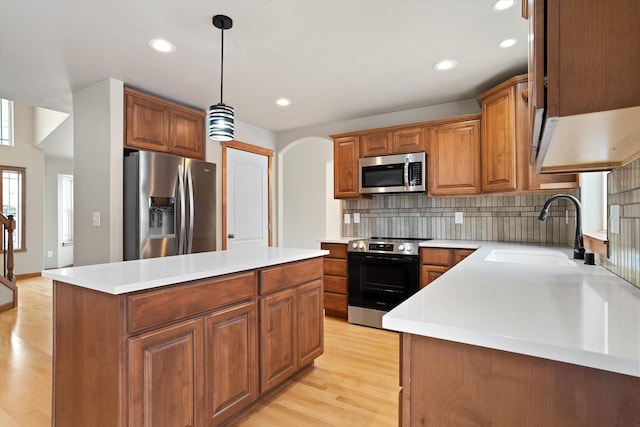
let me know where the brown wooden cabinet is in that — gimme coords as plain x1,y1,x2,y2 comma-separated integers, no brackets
321,242,348,318
53,257,324,427
482,75,578,192
333,135,360,198
360,130,391,157
124,87,205,160
205,301,258,426
128,317,205,427
427,118,482,196
392,126,424,154
419,247,475,288
259,258,324,393
527,0,640,173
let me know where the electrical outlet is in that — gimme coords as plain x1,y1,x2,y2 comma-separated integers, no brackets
344,213,351,224
47,251,53,258
92,212,101,227
455,212,463,224
354,213,360,223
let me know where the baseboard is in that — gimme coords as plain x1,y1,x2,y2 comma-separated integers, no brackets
0,300,15,312
15,272,42,280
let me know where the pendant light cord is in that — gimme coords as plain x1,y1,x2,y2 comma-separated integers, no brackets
220,27,224,103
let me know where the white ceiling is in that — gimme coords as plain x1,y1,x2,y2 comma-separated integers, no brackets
0,0,528,157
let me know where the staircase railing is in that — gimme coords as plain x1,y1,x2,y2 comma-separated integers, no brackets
1,212,17,311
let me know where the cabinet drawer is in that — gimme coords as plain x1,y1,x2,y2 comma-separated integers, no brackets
324,292,347,313
260,258,323,295
324,276,347,294
321,243,347,258
323,258,346,277
127,272,256,334
420,248,452,266
453,249,475,265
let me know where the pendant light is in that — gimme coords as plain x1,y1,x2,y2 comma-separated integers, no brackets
208,14,234,141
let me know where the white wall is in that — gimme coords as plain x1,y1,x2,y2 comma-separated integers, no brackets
44,155,73,269
279,137,334,249
72,79,123,266
0,103,45,275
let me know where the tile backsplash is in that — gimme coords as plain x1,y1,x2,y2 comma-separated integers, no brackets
599,157,640,288
342,190,579,246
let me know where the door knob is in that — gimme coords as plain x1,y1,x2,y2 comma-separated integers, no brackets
228,233,235,239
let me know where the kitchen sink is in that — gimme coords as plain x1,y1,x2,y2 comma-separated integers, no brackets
484,249,577,267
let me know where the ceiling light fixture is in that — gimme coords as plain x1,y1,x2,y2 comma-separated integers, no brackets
208,15,234,142
147,38,176,53
498,38,517,48
492,0,515,11
275,98,292,107
433,59,458,71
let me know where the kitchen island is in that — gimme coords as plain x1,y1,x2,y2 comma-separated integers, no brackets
383,240,640,426
43,246,328,427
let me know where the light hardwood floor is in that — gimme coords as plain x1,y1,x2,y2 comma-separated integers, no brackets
0,277,399,426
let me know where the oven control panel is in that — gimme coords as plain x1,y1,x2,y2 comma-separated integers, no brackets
348,239,420,255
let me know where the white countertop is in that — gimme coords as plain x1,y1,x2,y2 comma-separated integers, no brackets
42,247,328,295
383,240,640,377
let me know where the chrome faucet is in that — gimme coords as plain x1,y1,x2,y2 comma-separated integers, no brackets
538,194,585,260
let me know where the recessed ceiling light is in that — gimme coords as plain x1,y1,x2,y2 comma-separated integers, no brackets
275,98,292,107
147,38,176,53
498,38,517,48
433,59,458,71
492,0,515,11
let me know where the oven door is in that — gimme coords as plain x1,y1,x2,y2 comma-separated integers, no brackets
347,252,419,312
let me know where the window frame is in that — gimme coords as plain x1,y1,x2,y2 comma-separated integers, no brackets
0,99,14,147
1,165,26,253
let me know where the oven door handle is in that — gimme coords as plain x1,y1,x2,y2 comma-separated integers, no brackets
349,253,418,263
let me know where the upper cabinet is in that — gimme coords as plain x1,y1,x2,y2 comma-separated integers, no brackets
359,126,425,158
527,0,640,173
481,75,578,192
124,87,205,160
333,135,360,199
427,117,481,196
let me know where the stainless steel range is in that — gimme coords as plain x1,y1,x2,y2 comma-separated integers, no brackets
347,237,427,328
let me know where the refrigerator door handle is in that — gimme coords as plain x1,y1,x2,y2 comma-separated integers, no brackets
186,165,195,254
177,164,186,255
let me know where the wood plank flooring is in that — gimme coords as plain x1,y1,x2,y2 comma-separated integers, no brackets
0,277,399,426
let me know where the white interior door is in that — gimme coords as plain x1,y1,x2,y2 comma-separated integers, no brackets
226,147,269,249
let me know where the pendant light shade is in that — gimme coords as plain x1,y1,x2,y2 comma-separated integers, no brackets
208,15,234,142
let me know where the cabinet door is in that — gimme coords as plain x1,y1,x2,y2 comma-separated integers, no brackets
360,131,391,157
170,107,205,160
205,301,258,426
452,249,475,266
482,85,517,193
392,126,424,153
420,265,449,288
427,120,481,195
260,288,297,393
125,91,170,152
297,279,324,367
128,318,204,427
333,136,360,198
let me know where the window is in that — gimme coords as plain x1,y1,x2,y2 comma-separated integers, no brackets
0,99,14,146
1,166,26,251
59,174,74,244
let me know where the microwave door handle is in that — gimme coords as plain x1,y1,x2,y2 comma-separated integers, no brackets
404,157,409,189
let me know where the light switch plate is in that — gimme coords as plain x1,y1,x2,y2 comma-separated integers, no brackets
92,212,101,227
354,213,360,223
344,213,351,224
455,212,463,224
610,204,620,234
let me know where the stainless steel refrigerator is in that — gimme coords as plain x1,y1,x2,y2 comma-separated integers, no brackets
124,151,216,260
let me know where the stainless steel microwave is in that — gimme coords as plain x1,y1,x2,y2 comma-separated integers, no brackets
359,152,426,194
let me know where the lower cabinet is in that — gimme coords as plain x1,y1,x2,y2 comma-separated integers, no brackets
321,242,348,318
420,247,476,288
53,257,324,427
205,301,258,426
128,317,205,427
259,268,324,393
